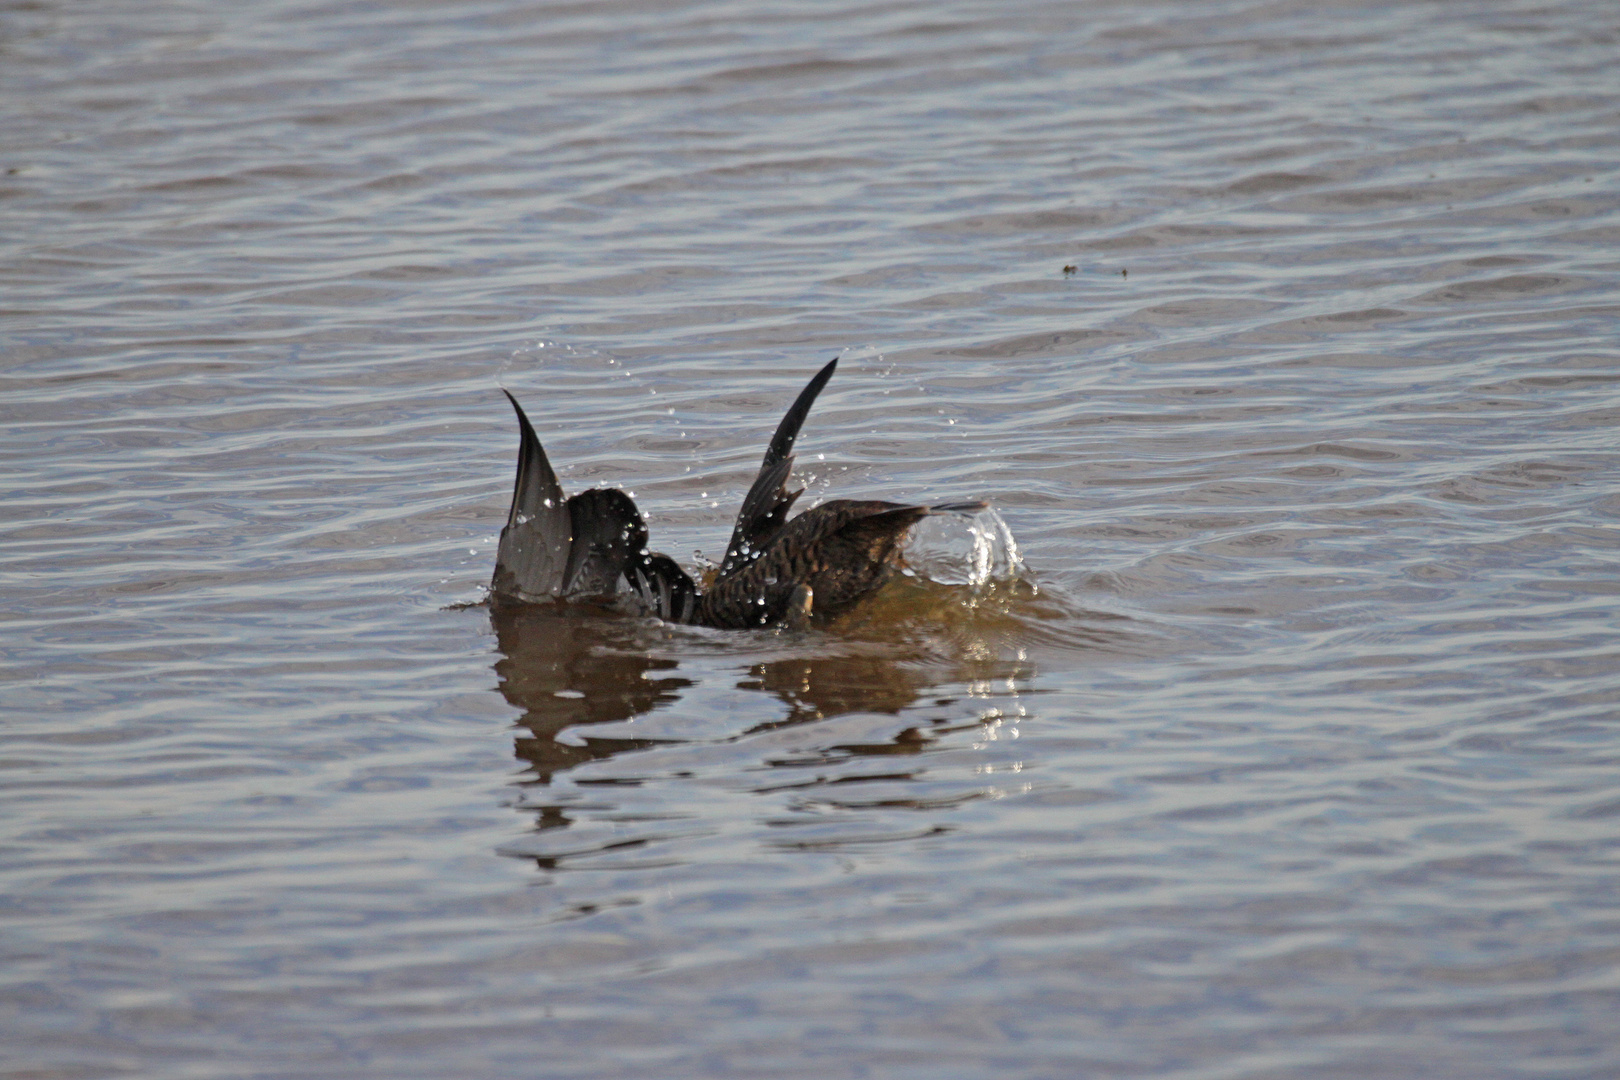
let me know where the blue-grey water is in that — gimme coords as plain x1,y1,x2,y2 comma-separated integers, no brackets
4,1,1619,1077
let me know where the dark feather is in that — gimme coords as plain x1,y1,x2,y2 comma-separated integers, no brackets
627,551,699,624
928,500,988,516
492,392,664,605
491,391,573,601
561,488,647,596
714,357,838,580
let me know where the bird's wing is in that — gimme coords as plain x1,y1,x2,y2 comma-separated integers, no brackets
492,390,573,600
714,357,838,580
492,392,654,602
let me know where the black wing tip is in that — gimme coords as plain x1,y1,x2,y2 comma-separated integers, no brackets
807,354,839,400
501,387,539,442
928,500,989,515
762,355,841,468
499,385,569,533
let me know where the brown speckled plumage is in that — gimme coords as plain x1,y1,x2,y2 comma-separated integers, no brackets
694,500,931,628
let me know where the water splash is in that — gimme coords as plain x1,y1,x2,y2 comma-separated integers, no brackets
906,506,1026,589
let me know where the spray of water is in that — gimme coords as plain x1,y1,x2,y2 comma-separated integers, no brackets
906,506,1026,589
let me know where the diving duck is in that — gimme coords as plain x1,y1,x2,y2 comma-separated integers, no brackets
490,358,982,629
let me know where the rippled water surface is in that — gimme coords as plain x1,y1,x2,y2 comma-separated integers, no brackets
5,0,1620,1076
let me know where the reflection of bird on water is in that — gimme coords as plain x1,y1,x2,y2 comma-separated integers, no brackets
491,600,950,782
489,603,690,782
490,358,984,629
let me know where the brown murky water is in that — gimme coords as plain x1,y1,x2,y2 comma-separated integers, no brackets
4,1,1619,1076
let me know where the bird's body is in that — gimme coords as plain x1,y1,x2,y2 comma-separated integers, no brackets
693,499,931,628
491,358,981,629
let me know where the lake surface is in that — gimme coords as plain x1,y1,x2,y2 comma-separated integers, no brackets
4,0,1619,1076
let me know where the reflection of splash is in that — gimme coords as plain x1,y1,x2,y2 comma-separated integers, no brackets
737,652,941,734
